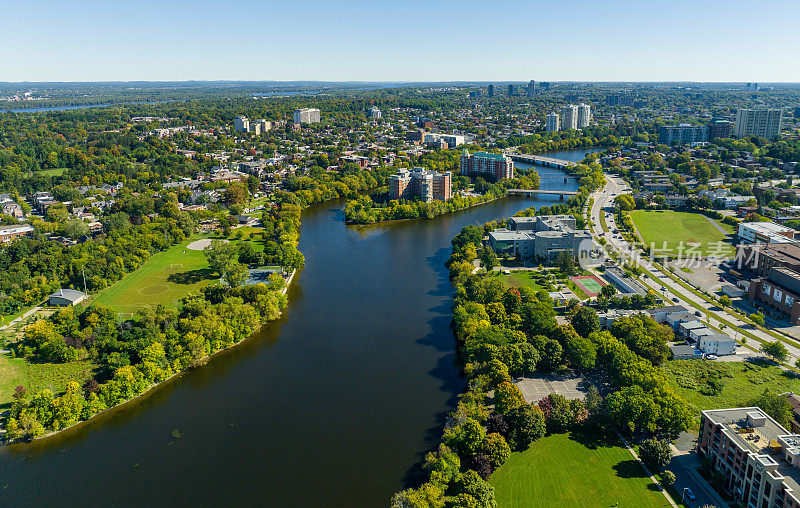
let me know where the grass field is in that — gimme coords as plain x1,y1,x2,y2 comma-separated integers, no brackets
629,210,734,257
491,431,671,508
0,354,94,410
90,238,217,316
665,360,800,422
494,271,547,293
34,167,67,177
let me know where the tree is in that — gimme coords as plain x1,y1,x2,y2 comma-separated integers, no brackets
746,389,793,429
639,438,672,472
761,340,789,363
223,261,249,288
719,295,732,307
571,306,600,337
60,219,89,239
203,240,238,276
481,433,511,469
660,470,676,488
749,312,766,327
493,382,525,415
451,470,497,508
600,284,616,298
480,245,498,271
614,194,636,211
557,251,575,276
506,404,546,451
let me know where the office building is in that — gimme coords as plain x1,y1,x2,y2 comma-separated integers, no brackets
423,133,465,148
487,215,592,261
699,407,800,507
738,222,797,244
487,84,495,97
546,112,560,132
560,104,578,130
389,167,452,202
368,106,381,119
748,267,800,325
460,150,514,180
659,124,709,145
293,108,321,124
708,120,733,140
736,242,800,276
527,80,536,97
734,108,783,139
577,103,591,129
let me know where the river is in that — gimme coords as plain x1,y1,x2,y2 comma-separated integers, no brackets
0,153,586,507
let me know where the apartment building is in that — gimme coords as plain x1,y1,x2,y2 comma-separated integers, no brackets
577,103,591,128
389,167,452,202
748,267,800,325
368,106,381,119
234,116,272,134
560,104,578,130
546,112,560,133
293,108,321,124
734,109,784,139
699,407,800,508
659,124,709,145
527,80,536,97
460,150,514,180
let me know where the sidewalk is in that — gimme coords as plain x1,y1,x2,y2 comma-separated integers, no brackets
0,305,41,332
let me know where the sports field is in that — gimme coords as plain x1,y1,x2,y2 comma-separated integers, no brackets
90,238,217,317
629,210,734,257
491,431,671,508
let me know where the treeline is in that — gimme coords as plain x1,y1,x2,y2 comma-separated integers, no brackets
6,284,287,441
390,222,692,507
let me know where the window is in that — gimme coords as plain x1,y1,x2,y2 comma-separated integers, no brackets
774,289,783,302
787,295,795,307
763,284,772,296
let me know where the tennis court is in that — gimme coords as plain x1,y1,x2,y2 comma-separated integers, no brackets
570,275,605,296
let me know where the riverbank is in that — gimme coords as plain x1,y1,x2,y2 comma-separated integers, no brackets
346,193,505,225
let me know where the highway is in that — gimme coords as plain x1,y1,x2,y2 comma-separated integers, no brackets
588,174,800,362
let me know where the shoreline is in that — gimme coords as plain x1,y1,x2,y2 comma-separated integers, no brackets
344,194,509,226
3,267,299,446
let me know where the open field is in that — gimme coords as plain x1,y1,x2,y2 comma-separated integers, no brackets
34,167,66,177
491,431,670,508
0,354,93,410
629,210,734,257
664,359,800,416
90,238,217,315
493,271,547,293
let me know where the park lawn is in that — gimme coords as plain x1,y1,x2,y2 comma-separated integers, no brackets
90,238,217,316
34,167,66,177
491,431,671,508
0,355,94,409
629,210,734,257
494,271,546,293
664,360,800,417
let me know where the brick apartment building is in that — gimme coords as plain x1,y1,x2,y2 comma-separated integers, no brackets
748,267,800,325
389,168,452,202
460,150,514,180
699,407,800,508
737,243,800,276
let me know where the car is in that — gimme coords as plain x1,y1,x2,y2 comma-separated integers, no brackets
672,297,679,303
695,311,702,317
707,354,718,360
685,488,696,500
719,276,725,282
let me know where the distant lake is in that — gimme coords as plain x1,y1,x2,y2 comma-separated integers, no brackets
3,100,177,113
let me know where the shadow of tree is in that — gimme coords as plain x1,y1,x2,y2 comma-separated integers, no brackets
568,428,619,450
613,459,649,479
167,268,216,285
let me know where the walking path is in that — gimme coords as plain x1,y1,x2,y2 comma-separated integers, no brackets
704,216,729,236
0,305,42,332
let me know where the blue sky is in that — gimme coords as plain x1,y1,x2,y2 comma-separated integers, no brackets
2,0,799,82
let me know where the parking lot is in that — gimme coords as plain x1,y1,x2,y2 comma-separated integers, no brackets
515,374,589,403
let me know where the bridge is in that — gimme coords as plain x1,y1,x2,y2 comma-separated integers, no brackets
507,189,579,199
505,153,578,170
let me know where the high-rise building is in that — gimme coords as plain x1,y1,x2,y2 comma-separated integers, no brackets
293,108,321,124
487,84,495,97
460,150,514,180
795,107,800,118
234,116,249,132
468,90,482,98
560,104,578,131
546,112,560,132
508,84,518,96
527,80,536,97
389,168,452,202
708,120,733,140
659,124,708,145
734,108,783,139
368,106,381,119
606,94,635,107
577,104,591,129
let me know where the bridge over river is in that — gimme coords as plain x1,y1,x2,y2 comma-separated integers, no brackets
507,188,579,199
506,152,578,170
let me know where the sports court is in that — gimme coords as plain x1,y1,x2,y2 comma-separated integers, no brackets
515,374,588,404
570,274,605,297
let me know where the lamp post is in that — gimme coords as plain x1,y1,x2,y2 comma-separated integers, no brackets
681,487,689,503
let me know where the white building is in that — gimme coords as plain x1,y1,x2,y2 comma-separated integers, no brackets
737,221,797,244
698,333,736,356
577,103,591,129
546,112,560,132
734,108,783,139
560,104,578,131
293,108,321,124
368,106,381,120
233,116,249,132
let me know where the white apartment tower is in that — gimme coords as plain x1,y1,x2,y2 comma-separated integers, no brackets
734,108,783,139
293,108,321,124
560,104,578,130
546,112,560,132
368,106,381,119
234,116,249,132
577,103,591,129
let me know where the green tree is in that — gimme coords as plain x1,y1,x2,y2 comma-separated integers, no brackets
571,306,600,337
746,389,793,429
660,470,676,488
761,340,789,363
506,404,546,451
557,251,575,276
493,381,525,415
749,312,766,326
719,295,732,307
481,433,511,469
639,438,672,472
480,245,498,271
203,240,238,277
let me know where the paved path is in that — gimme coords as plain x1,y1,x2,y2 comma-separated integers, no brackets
704,215,729,236
616,431,678,508
669,444,729,508
0,305,42,331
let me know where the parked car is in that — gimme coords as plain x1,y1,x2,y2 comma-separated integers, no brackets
672,297,679,303
685,488,696,500
707,354,718,360
695,311,702,317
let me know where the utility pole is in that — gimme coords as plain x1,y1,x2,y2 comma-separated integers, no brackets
82,266,88,295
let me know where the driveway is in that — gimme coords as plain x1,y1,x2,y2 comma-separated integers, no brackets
669,443,729,508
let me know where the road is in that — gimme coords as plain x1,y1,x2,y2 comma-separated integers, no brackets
588,174,800,362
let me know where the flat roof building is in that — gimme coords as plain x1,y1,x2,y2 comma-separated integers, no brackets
460,150,514,180
738,222,797,244
48,289,86,307
293,108,321,124
389,167,452,203
487,214,591,261
734,108,783,139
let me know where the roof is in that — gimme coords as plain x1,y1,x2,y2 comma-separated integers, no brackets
646,305,689,315
469,151,508,161
768,267,800,295
49,289,85,302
